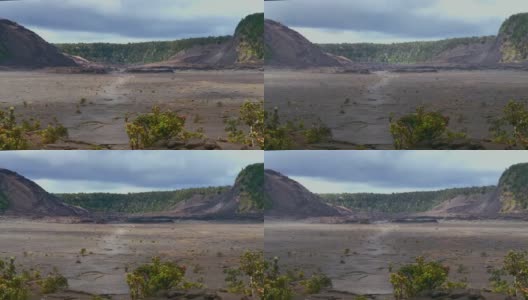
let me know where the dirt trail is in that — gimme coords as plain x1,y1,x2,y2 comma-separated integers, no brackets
333,224,396,295
367,72,398,104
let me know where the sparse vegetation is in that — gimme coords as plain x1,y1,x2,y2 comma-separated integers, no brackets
125,106,202,149
126,257,202,300
390,107,466,149
264,107,332,150
0,257,68,299
0,107,67,149
497,163,528,210
225,250,332,299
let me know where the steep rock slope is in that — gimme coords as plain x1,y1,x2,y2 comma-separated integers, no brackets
264,19,343,68
264,169,341,218
0,19,76,68
0,169,87,217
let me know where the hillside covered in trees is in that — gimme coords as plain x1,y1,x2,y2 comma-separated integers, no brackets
234,13,264,62
319,36,496,64
498,163,528,211
56,13,264,66
235,163,267,212
498,13,528,62
320,186,496,213
56,36,230,65
57,186,229,214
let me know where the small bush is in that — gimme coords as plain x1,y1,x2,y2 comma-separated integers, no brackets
389,107,460,149
491,101,528,148
126,257,202,300
40,122,68,144
38,269,68,294
490,251,528,299
225,251,332,299
301,272,332,294
390,257,455,299
225,250,294,300
125,106,201,149
225,101,264,148
0,257,32,300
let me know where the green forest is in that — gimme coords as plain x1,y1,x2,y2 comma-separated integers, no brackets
235,13,264,61
499,13,528,62
319,36,495,64
57,186,229,214
320,186,495,213
56,36,230,65
498,163,528,209
235,163,266,212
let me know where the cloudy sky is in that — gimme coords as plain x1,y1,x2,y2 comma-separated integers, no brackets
265,151,528,194
265,0,528,43
0,0,262,43
0,151,263,193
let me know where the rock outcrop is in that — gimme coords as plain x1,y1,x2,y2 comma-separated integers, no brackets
0,19,77,68
0,169,88,217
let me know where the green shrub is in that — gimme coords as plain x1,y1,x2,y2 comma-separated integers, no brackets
225,251,294,300
390,257,450,299
0,257,32,300
126,257,202,299
225,101,264,148
0,107,68,149
125,106,201,149
390,107,465,149
490,251,528,299
40,121,68,144
301,272,332,294
38,269,68,294
0,107,29,150
225,251,332,299
491,101,528,148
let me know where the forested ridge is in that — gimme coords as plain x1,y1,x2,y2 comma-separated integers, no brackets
56,36,231,65
319,36,495,64
320,186,496,213
57,186,229,213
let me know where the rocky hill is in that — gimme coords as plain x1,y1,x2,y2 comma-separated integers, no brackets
0,19,77,68
0,169,87,217
264,19,343,68
264,169,341,219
